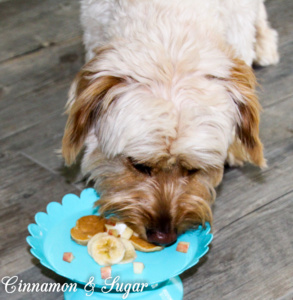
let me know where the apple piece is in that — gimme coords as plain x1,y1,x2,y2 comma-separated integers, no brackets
101,266,112,279
104,224,115,231
63,252,74,263
133,262,144,274
176,242,190,253
108,229,119,237
121,226,133,240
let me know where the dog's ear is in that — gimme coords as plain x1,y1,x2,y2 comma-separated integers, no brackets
62,59,125,165
228,58,266,167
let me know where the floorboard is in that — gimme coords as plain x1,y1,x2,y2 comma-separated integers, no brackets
182,190,293,300
256,40,293,107
0,0,81,62
0,40,84,139
0,151,79,278
266,0,293,47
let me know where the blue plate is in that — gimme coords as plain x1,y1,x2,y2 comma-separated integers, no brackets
27,188,213,287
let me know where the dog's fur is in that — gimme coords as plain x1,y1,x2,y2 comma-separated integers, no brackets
62,0,279,243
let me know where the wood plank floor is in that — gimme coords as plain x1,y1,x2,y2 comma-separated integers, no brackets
0,0,292,299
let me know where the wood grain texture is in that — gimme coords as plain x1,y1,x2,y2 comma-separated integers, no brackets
0,41,84,139
0,265,65,300
277,291,293,300
0,151,79,278
266,0,293,47
0,0,81,62
0,112,67,173
254,0,293,107
182,190,293,300
255,40,293,107
214,141,293,232
260,95,293,150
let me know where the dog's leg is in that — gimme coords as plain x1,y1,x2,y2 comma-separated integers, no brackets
222,0,260,66
254,1,279,66
226,139,248,167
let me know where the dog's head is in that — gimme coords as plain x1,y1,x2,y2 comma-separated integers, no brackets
62,44,264,245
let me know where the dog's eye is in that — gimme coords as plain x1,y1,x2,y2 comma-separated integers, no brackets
127,157,152,176
205,74,225,81
187,168,199,176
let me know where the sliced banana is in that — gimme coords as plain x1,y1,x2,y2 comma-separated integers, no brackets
89,235,125,266
87,232,108,256
119,238,137,264
88,234,125,265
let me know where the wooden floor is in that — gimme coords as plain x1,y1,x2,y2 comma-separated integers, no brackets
0,0,292,299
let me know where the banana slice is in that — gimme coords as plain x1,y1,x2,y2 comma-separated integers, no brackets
87,232,109,256
119,238,137,264
88,234,125,266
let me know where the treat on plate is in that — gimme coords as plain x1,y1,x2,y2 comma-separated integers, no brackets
105,222,134,239
70,215,106,245
87,232,137,266
176,242,190,253
71,215,162,263
130,235,163,252
119,238,137,264
101,266,112,279
107,228,119,237
133,262,145,274
63,252,74,263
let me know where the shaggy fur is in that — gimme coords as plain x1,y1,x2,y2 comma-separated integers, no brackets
62,0,278,244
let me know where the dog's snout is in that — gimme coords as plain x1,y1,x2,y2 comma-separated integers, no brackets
146,228,177,246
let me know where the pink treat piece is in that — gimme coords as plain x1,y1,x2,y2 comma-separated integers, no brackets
108,229,119,237
101,266,112,279
176,242,190,253
63,252,74,263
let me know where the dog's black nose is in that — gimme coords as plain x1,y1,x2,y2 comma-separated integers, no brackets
146,228,177,246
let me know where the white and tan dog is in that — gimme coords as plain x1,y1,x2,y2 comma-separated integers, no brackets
62,0,279,245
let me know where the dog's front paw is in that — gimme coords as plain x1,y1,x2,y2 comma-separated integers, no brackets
255,28,279,66
226,152,244,168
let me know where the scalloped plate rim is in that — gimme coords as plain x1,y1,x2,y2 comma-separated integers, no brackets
26,188,213,286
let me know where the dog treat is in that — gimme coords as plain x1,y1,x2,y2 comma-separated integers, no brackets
70,215,106,245
63,252,74,263
88,233,137,266
107,228,120,237
87,232,109,256
130,235,163,252
105,222,133,239
70,215,161,267
88,233,126,266
133,262,145,274
119,238,137,264
176,242,190,253
121,226,133,239
101,266,112,279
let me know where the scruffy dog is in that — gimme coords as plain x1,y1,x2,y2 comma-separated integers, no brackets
62,0,279,245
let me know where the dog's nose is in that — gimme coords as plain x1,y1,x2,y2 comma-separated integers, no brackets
146,228,177,246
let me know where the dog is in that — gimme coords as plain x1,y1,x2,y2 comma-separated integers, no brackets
62,0,279,246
